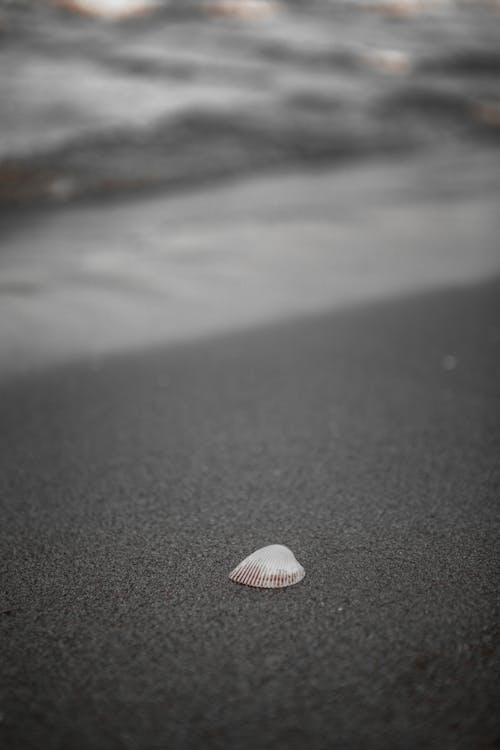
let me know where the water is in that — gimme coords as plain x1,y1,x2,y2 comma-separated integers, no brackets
0,0,499,378
1,0,499,206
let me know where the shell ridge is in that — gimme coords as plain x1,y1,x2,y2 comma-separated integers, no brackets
240,561,253,584
229,544,304,589
251,561,264,586
245,559,260,585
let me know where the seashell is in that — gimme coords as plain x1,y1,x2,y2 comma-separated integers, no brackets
229,544,305,588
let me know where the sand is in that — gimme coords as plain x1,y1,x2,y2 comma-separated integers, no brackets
1,277,499,750
1,150,500,382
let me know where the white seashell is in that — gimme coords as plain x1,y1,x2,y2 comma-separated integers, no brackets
229,544,305,588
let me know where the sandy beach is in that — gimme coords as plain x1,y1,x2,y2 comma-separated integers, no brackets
1,275,499,749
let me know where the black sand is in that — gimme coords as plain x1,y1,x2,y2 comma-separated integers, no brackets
1,279,499,750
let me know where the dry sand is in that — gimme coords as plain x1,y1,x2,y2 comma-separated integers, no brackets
0,278,499,749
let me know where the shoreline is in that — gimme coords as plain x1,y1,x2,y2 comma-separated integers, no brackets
1,149,500,383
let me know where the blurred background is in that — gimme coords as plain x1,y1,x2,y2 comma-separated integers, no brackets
1,0,499,376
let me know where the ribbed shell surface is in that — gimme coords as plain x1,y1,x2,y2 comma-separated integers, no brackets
229,544,305,588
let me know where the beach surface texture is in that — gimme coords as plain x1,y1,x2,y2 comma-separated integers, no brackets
1,275,499,749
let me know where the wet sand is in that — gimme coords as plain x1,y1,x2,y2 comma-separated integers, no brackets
2,150,500,381
1,277,499,750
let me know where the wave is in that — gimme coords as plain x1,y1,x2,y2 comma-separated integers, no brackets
1,0,499,205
